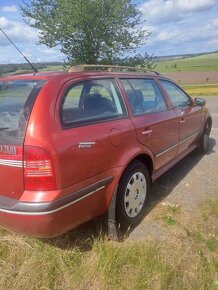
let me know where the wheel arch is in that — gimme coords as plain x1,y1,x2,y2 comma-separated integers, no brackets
121,153,154,183
106,153,154,239
114,154,152,233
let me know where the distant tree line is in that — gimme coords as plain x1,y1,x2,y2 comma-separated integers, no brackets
0,62,62,76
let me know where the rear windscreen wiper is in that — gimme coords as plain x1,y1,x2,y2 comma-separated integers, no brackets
0,127,9,131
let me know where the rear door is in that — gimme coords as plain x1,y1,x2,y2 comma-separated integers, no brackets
0,79,45,199
120,78,179,170
57,78,135,188
159,80,202,155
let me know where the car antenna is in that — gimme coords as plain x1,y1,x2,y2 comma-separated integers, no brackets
0,27,38,73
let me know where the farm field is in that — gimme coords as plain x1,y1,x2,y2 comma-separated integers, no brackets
156,52,218,73
164,71,218,85
155,52,218,95
182,84,218,96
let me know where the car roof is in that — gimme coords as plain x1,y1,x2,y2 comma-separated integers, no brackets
0,70,170,83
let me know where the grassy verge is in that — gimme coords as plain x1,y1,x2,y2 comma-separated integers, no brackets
0,198,217,290
0,232,217,290
182,84,218,96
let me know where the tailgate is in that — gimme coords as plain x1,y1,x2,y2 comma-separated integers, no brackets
0,79,45,199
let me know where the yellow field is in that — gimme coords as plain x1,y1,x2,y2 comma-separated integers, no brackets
182,84,218,96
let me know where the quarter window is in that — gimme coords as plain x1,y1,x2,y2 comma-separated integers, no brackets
121,79,167,115
61,79,126,127
160,80,191,108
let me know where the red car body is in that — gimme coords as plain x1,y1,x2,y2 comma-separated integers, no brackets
0,70,212,237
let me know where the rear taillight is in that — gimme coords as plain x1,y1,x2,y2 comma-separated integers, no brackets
24,146,56,191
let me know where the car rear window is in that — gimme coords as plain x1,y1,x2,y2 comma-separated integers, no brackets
0,80,45,140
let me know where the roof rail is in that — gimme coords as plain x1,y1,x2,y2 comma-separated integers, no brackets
68,64,160,75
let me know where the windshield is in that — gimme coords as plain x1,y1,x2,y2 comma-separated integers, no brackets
0,80,45,141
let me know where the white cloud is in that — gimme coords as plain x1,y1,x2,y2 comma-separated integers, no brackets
0,17,38,46
140,0,216,24
150,18,218,45
206,18,218,29
206,38,218,48
41,48,60,55
176,0,215,12
156,30,179,41
0,15,65,64
140,0,218,56
23,53,32,58
36,45,65,60
1,5,17,13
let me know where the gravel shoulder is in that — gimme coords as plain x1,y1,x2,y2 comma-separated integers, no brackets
128,96,218,242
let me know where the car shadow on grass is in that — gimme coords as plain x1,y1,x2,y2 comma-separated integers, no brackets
45,137,216,250
43,219,103,251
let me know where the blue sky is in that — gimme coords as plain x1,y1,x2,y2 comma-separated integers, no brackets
0,0,218,64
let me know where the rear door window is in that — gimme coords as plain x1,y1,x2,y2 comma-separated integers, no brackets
0,80,45,140
61,79,127,127
121,79,168,115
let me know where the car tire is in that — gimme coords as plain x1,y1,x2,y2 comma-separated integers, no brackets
199,122,211,154
116,161,150,233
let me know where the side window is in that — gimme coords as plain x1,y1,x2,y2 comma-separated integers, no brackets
63,84,83,109
121,79,168,115
61,79,126,127
160,80,191,108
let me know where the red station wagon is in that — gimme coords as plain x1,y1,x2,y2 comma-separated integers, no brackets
0,65,212,237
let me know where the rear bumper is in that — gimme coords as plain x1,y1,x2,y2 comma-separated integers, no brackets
0,177,113,237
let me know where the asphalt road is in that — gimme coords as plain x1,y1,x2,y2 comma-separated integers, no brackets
128,96,218,241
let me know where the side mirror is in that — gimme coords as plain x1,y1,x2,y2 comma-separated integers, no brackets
195,98,206,107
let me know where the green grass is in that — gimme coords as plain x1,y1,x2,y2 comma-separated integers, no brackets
209,200,218,217
206,238,218,252
157,203,181,226
0,199,217,289
156,52,218,73
0,230,217,290
192,230,204,243
163,215,176,226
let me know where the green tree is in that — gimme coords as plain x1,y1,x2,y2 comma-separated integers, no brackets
21,0,149,65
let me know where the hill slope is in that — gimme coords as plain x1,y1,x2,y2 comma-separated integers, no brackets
156,52,218,73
